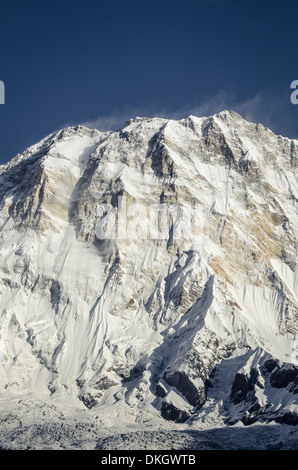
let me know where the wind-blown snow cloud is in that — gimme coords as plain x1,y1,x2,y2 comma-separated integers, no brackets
80,89,296,139
82,110,139,132
160,89,292,136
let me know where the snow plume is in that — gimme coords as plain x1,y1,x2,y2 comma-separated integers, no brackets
167,89,292,138
81,89,292,138
82,108,145,131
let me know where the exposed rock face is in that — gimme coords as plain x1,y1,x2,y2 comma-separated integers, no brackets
227,352,298,426
163,370,206,407
0,111,297,427
160,402,190,423
231,373,251,404
270,364,298,388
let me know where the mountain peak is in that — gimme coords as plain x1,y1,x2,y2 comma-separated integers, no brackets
0,112,297,439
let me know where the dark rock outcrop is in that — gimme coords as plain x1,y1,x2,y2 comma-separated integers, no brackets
160,402,190,423
263,358,280,373
155,382,167,398
230,373,250,404
79,393,98,409
163,370,206,407
269,364,298,389
274,412,298,426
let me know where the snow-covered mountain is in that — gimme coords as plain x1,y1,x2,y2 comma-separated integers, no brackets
0,110,297,447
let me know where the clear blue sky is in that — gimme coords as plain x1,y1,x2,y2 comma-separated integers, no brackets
0,0,297,164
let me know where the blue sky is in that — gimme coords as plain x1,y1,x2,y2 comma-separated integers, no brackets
0,0,297,164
